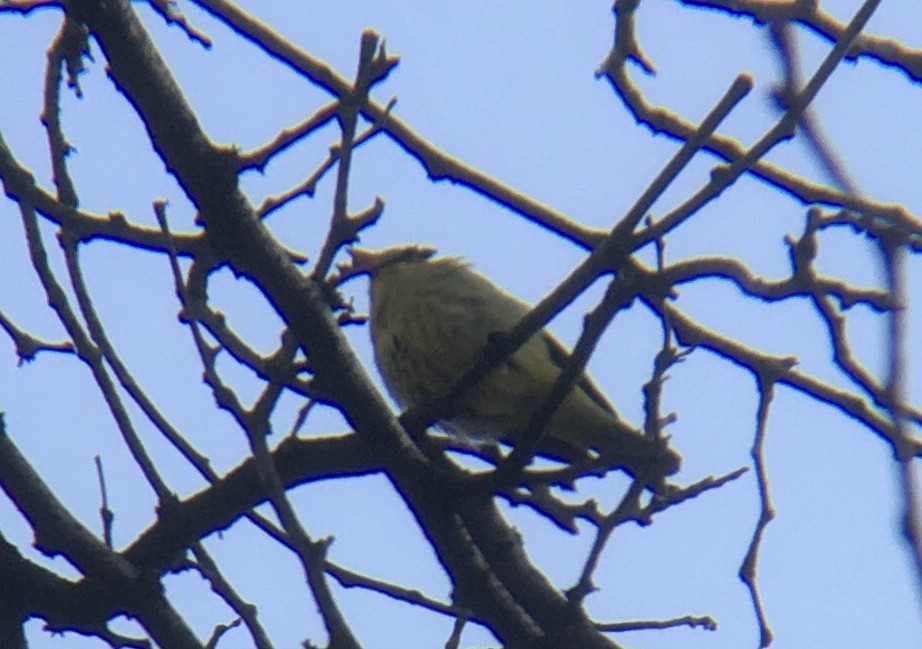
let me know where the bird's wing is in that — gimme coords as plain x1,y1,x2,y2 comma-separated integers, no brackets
539,331,617,417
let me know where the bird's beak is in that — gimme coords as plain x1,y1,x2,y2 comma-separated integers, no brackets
347,246,379,276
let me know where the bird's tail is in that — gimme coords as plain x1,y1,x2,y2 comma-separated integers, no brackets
542,421,681,487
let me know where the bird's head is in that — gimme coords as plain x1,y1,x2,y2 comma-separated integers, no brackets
348,244,438,277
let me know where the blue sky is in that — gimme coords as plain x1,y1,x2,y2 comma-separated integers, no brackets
1,1,920,648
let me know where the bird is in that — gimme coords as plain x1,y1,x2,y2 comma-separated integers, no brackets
349,244,681,482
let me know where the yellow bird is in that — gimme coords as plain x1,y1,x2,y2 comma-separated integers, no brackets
350,244,680,481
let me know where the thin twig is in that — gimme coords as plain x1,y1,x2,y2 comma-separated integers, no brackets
239,101,338,172
94,455,114,549
739,377,777,648
191,542,274,649
880,235,922,599
0,309,74,362
311,31,396,280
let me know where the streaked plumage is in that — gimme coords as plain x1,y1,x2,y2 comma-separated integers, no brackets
351,244,680,480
